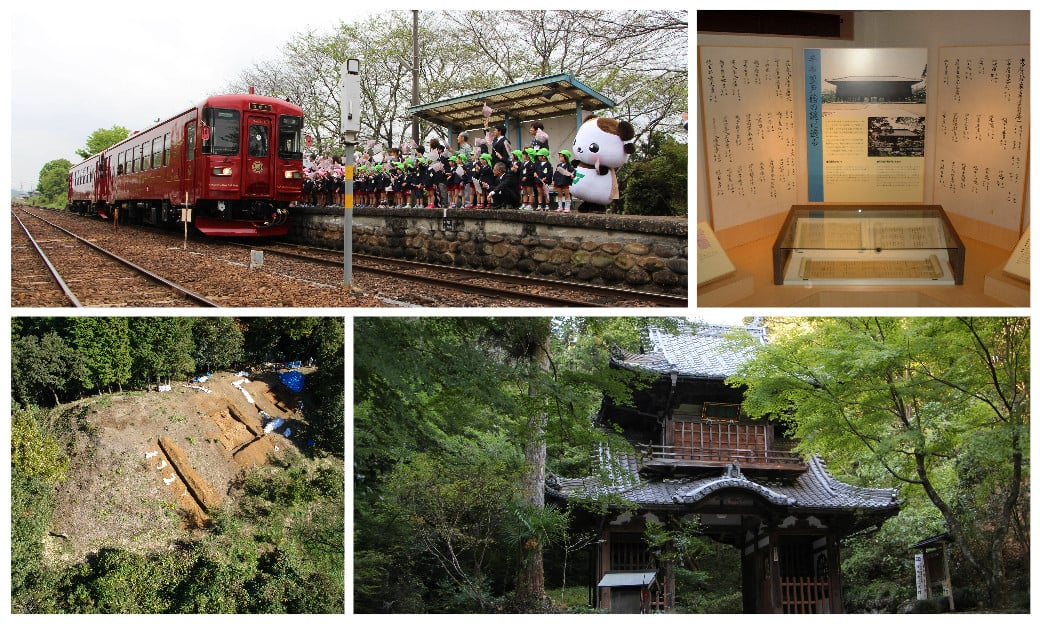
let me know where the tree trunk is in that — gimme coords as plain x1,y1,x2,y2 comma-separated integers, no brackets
515,332,551,611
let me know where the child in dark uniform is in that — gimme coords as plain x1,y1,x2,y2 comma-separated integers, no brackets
553,150,575,212
535,148,552,210
476,153,495,208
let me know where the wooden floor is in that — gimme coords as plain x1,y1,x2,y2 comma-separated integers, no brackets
699,234,1028,308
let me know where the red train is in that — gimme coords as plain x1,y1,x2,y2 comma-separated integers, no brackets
68,92,305,236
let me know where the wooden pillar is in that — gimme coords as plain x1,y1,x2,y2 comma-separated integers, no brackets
740,531,757,613
768,531,782,613
598,530,611,610
827,534,843,613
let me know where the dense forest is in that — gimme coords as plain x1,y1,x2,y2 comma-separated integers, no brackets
11,317,345,614
354,316,1029,613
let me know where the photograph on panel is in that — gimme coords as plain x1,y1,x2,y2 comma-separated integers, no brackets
11,317,345,614
353,316,1028,613
12,9,688,308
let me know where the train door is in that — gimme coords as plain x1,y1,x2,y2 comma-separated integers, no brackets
97,156,110,206
242,114,274,198
182,120,197,206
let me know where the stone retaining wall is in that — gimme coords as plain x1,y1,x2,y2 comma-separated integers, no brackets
288,206,688,292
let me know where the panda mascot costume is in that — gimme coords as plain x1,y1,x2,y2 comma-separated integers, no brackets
569,115,636,209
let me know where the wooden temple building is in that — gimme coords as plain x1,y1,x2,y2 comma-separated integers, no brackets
546,324,900,613
824,75,923,102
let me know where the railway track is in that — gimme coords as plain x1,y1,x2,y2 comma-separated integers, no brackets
11,206,687,307
12,208,220,307
351,254,688,307
224,240,689,307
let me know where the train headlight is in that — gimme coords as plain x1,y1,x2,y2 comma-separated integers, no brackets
284,170,303,179
212,167,233,176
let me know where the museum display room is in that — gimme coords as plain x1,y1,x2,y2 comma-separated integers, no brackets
696,11,1029,307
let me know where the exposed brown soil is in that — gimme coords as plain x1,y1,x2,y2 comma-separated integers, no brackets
43,369,314,565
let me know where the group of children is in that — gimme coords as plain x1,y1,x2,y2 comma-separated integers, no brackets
301,155,345,207
352,144,576,212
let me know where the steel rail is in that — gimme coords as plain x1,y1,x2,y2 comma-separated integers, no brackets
352,254,689,308
16,207,221,308
13,212,82,307
225,241,687,307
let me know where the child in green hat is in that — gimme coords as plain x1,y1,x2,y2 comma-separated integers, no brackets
519,149,536,210
535,147,552,210
553,150,575,212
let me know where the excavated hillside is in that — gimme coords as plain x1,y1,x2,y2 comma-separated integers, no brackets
43,369,315,565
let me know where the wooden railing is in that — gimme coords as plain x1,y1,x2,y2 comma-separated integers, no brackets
637,422,804,471
780,576,831,613
638,443,804,469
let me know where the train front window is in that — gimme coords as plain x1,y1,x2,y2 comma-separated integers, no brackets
248,124,269,157
202,108,240,156
278,115,303,159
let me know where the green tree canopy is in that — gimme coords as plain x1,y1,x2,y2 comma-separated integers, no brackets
37,158,72,207
128,318,196,387
76,125,129,160
191,318,246,373
69,318,133,394
11,332,84,406
729,317,1029,610
353,316,681,612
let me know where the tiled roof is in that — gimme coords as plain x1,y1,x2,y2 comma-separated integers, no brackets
548,453,898,515
612,324,767,380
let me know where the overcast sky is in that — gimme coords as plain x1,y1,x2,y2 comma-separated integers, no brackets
8,1,354,191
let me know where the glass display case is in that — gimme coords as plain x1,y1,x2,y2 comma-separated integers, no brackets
772,205,965,285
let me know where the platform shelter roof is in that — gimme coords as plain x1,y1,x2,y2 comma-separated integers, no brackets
406,73,616,130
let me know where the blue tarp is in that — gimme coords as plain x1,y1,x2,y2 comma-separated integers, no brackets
280,371,305,393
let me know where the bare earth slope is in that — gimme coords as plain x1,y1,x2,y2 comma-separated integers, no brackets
44,369,312,565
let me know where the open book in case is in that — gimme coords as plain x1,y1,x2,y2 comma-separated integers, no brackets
772,205,965,286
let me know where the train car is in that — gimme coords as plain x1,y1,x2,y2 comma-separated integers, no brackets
68,152,105,215
68,92,305,236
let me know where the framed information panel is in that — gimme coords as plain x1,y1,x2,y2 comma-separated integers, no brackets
805,48,928,203
933,45,1029,232
699,47,798,231
772,205,965,285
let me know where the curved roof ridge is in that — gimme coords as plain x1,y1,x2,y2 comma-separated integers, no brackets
672,476,796,507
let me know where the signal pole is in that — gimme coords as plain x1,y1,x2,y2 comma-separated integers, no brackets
340,58,362,286
411,10,419,145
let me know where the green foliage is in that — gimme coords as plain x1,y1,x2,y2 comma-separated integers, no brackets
69,317,132,393
730,316,1030,610
11,408,69,483
619,135,688,216
11,332,84,406
304,318,345,455
353,317,679,613
128,318,196,386
191,317,246,372
10,470,58,597
13,460,344,614
76,125,130,160
381,431,524,611
37,158,72,207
